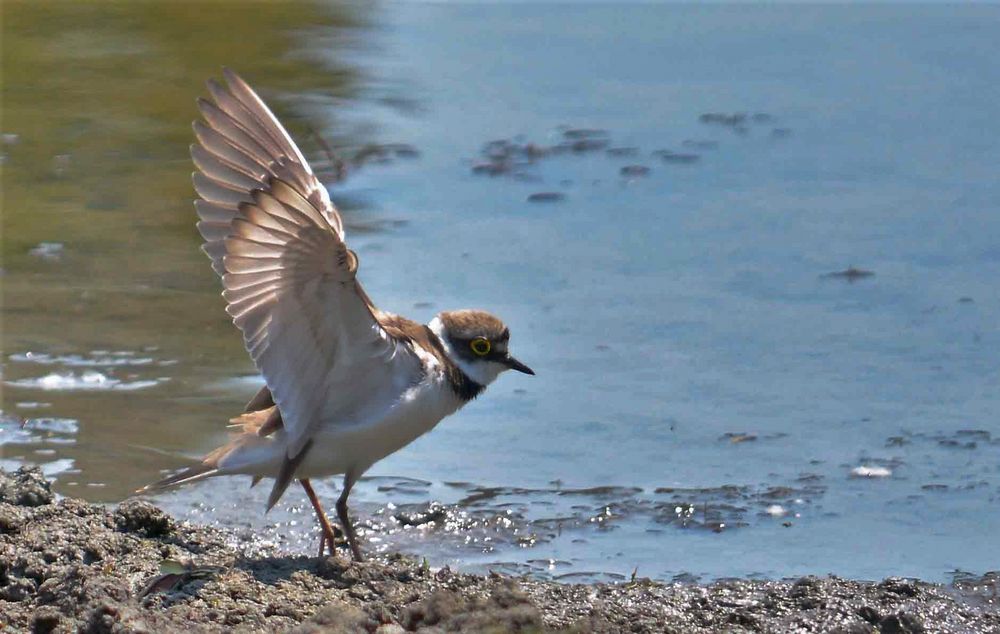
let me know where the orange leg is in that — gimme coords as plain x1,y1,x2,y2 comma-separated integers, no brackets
300,479,340,557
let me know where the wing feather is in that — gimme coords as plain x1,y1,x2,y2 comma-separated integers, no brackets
191,71,422,462
193,121,270,178
238,204,301,237
196,200,240,224
197,98,278,159
222,68,311,169
196,221,234,242
230,219,288,245
191,144,263,189
225,271,284,290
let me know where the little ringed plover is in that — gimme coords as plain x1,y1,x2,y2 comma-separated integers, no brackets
139,69,534,561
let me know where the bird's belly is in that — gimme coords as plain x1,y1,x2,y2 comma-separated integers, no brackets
297,379,461,479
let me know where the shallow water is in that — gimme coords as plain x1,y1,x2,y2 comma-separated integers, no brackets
3,2,1000,583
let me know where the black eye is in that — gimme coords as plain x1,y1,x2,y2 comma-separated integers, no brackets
470,337,491,356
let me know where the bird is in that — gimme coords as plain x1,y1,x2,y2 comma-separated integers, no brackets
139,69,534,561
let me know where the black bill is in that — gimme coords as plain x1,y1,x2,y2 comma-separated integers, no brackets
504,355,535,375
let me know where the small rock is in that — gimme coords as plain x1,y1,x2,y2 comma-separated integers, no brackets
879,578,919,597
0,576,37,601
394,504,447,527
857,605,881,624
0,505,26,533
727,611,759,628
31,606,61,634
316,556,352,581
115,500,173,537
879,612,925,634
84,603,123,634
0,467,54,507
790,576,820,597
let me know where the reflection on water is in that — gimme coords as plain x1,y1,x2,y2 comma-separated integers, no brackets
4,2,1000,584
1,0,375,494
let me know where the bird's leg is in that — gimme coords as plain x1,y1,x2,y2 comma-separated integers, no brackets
336,472,364,562
300,479,340,557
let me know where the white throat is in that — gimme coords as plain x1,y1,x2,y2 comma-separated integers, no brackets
428,316,504,387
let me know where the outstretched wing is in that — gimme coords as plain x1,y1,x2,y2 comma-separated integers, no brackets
192,69,343,277
191,70,421,460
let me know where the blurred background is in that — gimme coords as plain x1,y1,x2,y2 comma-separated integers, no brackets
2,1,999,583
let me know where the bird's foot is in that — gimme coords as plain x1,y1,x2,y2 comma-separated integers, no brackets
317,524,345,558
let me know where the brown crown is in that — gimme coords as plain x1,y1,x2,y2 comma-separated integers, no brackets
438,309,510,342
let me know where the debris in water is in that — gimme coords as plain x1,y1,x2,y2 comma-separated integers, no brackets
620,165,650,177
822,266,874,282
527,192,565,203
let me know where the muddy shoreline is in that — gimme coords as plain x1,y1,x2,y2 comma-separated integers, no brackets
1,468,997,633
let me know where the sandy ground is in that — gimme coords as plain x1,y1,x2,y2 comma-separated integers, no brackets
1,467,997,633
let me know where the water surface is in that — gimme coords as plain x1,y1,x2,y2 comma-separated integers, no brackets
3,2,1000,583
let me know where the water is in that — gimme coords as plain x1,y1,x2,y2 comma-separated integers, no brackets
3,2,1000,583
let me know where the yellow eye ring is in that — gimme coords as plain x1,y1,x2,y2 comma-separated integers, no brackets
470,337,491,356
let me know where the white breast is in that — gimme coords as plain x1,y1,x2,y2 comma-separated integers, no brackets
297,370,464,478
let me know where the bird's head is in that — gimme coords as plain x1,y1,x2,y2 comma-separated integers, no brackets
429,309,534,387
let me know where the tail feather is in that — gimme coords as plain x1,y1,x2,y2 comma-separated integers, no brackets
265,440,312,511
136,411,284,498
135,463,218,494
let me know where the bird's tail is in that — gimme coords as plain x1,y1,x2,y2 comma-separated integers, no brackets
134,410,281,496
135,462,219,494
134,428,235,495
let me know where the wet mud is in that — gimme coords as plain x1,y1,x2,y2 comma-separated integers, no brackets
2,468,998,633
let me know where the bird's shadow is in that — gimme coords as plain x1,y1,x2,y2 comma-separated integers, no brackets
232,553,359,587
